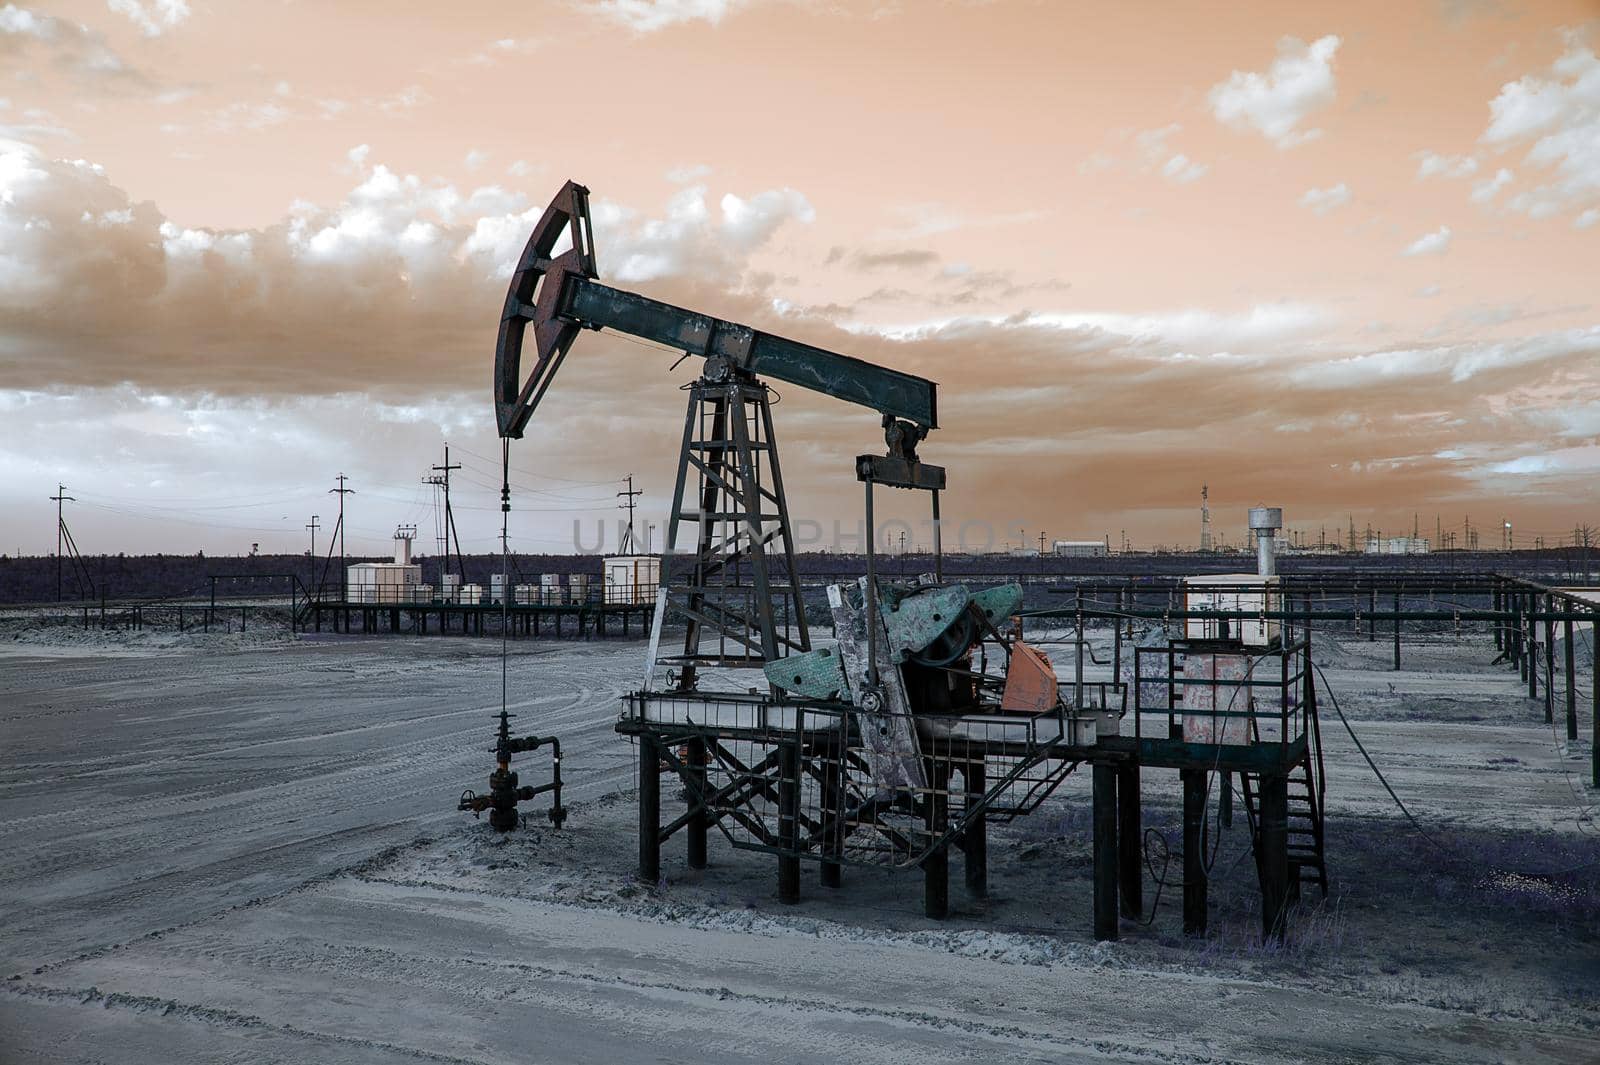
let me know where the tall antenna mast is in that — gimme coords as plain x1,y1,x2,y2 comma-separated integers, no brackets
1199,484,1212,552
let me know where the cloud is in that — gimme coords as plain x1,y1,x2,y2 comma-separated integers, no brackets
1415,151,1479,180
1208,35,1341,148
106,0,190,37
841,248,941,271
1289,327,1600,388
1481,41,1600,223
0,142,817,395
1160,153,1208,184
1401,225,1452,256
0,3,154,91
589,0,751,33
1470,166,1513,203
1299,182,1350,214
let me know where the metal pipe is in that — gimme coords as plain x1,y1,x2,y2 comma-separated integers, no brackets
863,480,878,685
1182,767,1207,936
923,761,949,920
1117,764,1141,920
1259,773,1290,942
777,741,800,904
1565,616,1577,742
1092,763,1119,942
964,761,987,898
639,735,660,884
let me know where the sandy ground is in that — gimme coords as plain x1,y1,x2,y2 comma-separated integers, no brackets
2,615,1597,1063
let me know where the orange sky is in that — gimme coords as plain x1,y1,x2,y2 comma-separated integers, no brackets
2,0,1598,556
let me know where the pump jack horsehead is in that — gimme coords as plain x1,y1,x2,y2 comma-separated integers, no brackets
488,179,1056,799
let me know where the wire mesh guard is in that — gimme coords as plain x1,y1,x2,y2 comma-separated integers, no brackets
624,690,1115,870
1128,638,1310,753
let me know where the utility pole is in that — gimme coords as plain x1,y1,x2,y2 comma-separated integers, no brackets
617,474,643,554
428,444,464,582
48,484,74,601
1037,530,1046,557
306,515,320,594
329,474,354,602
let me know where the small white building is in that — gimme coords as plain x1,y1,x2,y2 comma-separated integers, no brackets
347,530,423,604
604,555,661,604
1052,540,1109,558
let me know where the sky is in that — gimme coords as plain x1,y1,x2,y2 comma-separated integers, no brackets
1,0,1598,559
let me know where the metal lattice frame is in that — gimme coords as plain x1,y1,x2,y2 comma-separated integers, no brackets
656,374,810,682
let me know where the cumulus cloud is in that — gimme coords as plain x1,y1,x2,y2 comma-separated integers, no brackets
1481,40,1600,222
1401,225,1453,256
1415,151,1479,180
1299,182,1350,214
1208,35,1341,148
106,0,190,37
0,141,817,395
590,0,750,33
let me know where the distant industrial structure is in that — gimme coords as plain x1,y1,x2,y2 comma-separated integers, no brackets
1366,536,1432,556
1052,539,1109,558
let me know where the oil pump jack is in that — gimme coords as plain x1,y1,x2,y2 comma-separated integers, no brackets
471,177,1079,902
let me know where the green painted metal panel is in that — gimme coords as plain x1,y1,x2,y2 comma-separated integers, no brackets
763,646,848,699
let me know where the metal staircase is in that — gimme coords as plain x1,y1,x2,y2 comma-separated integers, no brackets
1239,691,1329,899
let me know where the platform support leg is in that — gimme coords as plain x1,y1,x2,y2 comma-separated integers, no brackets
923,762,949,920
964,760,987,899
1117,763,1142,919
1545,610,1556,724
639,734,661,886
686,737,708,871
1092,763,1119,941
1258,772,1289,942
1392,591,1401,670
820,750,842,888
1565,617,1578,741
1182,768,1207,936
777,741,801,905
